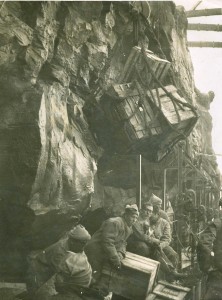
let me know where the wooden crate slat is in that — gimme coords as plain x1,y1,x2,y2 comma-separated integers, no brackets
119,47,141,82
125,124,137,140
142,98,154,121
112,83,140,98
154,62,165,82
158,62,171,82
158,281,191,292
119,46,171,86
143,95,157,120
147,85,177,99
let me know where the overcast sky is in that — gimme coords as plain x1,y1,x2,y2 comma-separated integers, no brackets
173,0,222,174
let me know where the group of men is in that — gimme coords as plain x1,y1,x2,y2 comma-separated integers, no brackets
23,194,184,300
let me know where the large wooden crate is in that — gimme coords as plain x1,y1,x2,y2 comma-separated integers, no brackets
119,46,171,87
99,82,198,161
147,85,197,132
101,81,162,140
101,252,160,300
146,281,191,300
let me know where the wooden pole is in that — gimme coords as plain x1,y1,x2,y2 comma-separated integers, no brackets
186,8,222,18
136,154,142,210
188,23,222,32
188,41,222,48
177,143,183,270
163,169,167,212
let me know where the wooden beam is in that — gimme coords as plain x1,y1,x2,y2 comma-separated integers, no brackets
188,23,222,32
186,8,222,18
188,41,222,48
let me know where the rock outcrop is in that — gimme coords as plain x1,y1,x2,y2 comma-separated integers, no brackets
0,1,220,280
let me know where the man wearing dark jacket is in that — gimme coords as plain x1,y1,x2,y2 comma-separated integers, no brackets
204,220,222,300
197,218,222,273
26,225,91,298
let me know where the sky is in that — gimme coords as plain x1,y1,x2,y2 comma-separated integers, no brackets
173,0,222,174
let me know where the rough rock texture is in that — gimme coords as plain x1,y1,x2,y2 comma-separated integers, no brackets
0,1,220,280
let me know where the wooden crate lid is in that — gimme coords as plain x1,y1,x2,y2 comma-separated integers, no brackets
122,252,160,274
119,46,171,86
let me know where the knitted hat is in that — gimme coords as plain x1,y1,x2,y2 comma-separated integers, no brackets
150,194,162,206
125,204,139,216
68,225,91,241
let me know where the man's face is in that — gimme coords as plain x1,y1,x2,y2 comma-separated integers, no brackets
124,213,138,226
68,239,87,253
144,206,153,218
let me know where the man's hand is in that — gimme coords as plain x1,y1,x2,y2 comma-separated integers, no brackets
151,238,160,246
110,256,121,270
117,252,125,260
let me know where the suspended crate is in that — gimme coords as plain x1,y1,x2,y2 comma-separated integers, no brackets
147,85,198,135
97,81,198,162
119,46,171,87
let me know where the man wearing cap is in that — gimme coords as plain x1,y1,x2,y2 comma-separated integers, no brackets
85,204,139,283
127,202,159,256
26,225,91,298
150,193,170,223
128,202,185,281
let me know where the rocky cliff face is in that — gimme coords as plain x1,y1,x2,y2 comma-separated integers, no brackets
0,1,220,279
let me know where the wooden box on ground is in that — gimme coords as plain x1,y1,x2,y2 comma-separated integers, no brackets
146,280,191,300
101,252,160,300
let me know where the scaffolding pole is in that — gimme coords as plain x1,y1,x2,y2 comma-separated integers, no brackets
177,143,183,270
188,23,222,32
188,41,222,48
186,8,222,18
136,154,142,210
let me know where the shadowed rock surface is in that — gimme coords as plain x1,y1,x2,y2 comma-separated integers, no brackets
0,1,220,281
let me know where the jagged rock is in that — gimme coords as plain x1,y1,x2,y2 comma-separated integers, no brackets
0,1,220,280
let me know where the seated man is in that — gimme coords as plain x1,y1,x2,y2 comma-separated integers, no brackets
26,225,91,298
204,222,222,300
150,210,178,269
128,202,184,280
51,253,101,300
150,194,170,223
197,217,222,274
127,202,159,257
85,204,139,284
